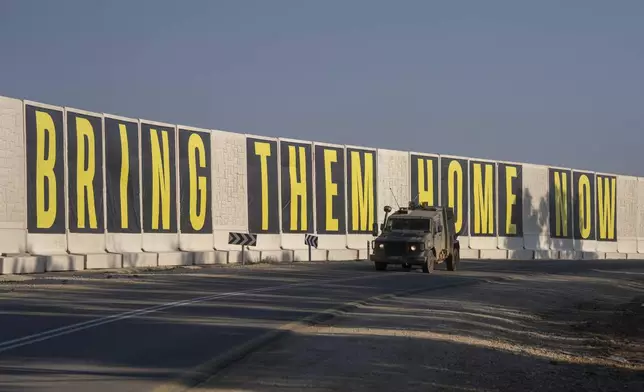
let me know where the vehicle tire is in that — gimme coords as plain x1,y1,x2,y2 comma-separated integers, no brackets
374,262,387,271
446,248,460,271
422,256,435,274
402,263,412,271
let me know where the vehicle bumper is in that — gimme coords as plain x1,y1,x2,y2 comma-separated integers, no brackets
369,253,426,265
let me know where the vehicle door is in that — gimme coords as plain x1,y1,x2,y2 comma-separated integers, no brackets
432,215,446,254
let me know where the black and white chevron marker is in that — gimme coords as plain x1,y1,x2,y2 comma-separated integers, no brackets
228,232,257,246
304,234,318,249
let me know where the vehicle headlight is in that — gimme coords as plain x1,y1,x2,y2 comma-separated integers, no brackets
410,245,417,251
378,243,384,249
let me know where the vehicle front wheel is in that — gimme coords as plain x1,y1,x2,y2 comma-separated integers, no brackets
422,257,435,274
374,262,387,271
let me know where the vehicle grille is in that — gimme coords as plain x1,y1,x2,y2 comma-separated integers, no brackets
384,242,407,256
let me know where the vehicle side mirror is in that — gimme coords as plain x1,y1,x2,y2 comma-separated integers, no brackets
372,222,379,237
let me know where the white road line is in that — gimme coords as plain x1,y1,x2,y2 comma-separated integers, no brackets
0,274,382,354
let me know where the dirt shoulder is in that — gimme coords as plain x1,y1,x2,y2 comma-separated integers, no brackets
196,264,644,392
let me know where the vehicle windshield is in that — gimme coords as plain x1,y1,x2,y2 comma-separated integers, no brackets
386,218,430,232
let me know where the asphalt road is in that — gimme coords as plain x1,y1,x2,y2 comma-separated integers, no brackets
1,259,643,392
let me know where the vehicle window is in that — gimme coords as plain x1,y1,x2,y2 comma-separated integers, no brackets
387,218,430,231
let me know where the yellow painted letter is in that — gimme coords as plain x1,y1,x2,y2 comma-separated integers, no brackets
447,161,463,233
505,166,517,235
189,133,207,231
554,171,568,237
597,177,616,240
289,146,307,231
76,117,97,229
472,163,494,234
151,129,171,230
418,159,434,206
119,124,129,229
351,151,374,232
578,175,591,239
254,142,271,231
36,111,57,229
324,149,339,231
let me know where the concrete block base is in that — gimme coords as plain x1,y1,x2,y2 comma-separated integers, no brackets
193,251,227,265
86,253,122,270
507,250,534,260
44,254,85,272
627,253,644,260
460,249,479,259
293,249,327,262
558,251,583,260
228,250,261,264
122,252,158,268
260,250,294,263
327,249,358,261
158,252,193,266
534,250,559,260
582,252,605,260
1,256,46,274
605,252,627,260
478,249,507,259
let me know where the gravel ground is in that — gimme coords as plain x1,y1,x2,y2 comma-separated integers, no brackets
196,265,644,392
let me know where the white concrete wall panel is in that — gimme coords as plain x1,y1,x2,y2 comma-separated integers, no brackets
279,138,314,251
24,100,68,255
468,158,498,250
103,114,143,253
616,175,638,253
140,120,180,252
637,178,644,253
496,161,524,250
245,134,280,250
177,126,214,251
64,107,106,254
0,96,27,254
377,149,409,226
212,130,248,250
345,145,377,251
595,172,618,253
313,142,347,250
522,164,549,250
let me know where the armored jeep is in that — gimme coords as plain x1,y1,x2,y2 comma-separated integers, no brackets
369,201,460,273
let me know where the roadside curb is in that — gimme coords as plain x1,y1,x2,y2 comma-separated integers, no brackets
152,275,505,392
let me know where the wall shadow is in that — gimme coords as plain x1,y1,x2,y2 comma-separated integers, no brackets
503,188,600,260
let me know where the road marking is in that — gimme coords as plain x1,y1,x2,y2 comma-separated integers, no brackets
0,273,383,354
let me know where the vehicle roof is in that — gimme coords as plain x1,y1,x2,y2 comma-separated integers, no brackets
391,210,440,218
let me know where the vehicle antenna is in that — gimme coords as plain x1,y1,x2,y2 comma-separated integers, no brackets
389,188,401,209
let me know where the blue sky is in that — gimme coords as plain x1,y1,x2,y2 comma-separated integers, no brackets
1,0,642,176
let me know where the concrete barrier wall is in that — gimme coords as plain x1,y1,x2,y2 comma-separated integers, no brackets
313,141,349,259
638,178,644,255
2,93,644,274
496,160,524,252
0,96,27,255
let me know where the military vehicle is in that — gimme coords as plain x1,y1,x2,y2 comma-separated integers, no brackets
369,201,461,273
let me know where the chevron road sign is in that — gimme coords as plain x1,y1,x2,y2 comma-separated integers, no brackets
228,232,257,247
305,234,318,249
